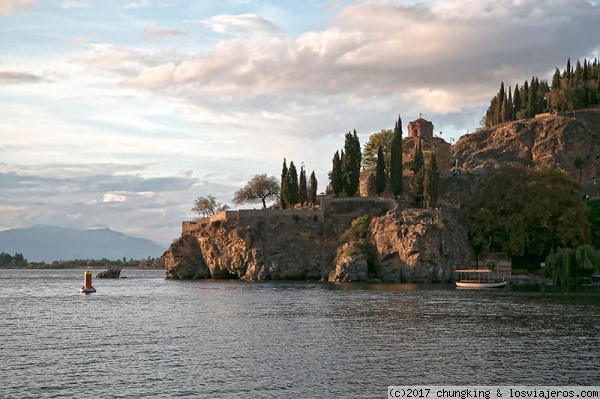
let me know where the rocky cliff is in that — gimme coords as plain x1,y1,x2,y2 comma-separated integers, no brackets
164,201,471,283
454,107,600,182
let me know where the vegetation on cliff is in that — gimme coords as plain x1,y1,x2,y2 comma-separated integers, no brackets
484,57,600,127
465,164,590,269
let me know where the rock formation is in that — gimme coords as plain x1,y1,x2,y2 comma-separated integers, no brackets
453,107,600,182
96,268,121,278
164,200,471,283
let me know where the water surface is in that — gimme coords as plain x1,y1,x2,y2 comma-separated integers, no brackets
1,269,598,398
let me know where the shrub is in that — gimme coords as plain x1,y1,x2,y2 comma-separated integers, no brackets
350,215,371,239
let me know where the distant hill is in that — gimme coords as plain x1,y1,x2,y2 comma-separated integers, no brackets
0,225,166,263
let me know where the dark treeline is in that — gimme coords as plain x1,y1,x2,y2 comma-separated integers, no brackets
0,252,165,269
484,57,600,127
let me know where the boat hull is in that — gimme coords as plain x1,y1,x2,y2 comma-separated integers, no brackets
456,281,507,289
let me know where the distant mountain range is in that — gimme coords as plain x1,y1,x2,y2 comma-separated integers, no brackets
0,225,166,263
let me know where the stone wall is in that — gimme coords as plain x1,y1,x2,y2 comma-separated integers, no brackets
183,197,398,234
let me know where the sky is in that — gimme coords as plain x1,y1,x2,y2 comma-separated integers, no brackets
1,0,600,248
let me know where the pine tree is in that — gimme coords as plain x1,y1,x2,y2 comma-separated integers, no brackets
390,115,403,199
328,151,343,197
286,161,299,207
308,171,317,205
375,146,386,196
299,164,308,207
280,158,288,209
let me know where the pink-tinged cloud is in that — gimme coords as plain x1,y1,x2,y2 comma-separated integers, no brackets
0,0,35,16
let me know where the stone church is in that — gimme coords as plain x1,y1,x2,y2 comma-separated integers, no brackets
407,114,434,140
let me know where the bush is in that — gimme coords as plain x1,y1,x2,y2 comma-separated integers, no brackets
350,215,371,239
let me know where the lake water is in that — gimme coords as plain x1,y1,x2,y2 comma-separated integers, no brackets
1,269,599,398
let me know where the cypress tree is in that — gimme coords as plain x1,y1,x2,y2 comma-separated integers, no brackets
513,83,521,118
308,171,318,205
341,130,361,196
280,158,288,209
423,153,439,209
497,82,505,124
375,146,386,196
528,77,538,118
286,161,299,207
507,86,514,122
412,142,425,206
299,165,308,207
551,67,561,90
329,151,343,197
390,115,403,199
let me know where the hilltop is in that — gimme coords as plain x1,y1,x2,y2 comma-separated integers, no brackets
453,107,600,185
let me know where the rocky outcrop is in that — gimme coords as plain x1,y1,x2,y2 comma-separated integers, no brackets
453,107,600,181
164,234,210,279
370,208,470,282
164,202,472,283
96,268,121,278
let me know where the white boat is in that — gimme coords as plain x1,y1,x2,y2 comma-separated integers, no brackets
455,269,507,289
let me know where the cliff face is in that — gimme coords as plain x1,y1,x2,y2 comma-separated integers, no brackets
454,107,600,181
164,202,471,283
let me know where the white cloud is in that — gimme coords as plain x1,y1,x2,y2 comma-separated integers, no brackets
102,193,127,202
120,0,149,9
60,0,90,9
74,0,600,118
204,14,280,35
0,0,35,16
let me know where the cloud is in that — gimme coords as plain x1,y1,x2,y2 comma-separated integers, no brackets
203,14,280,35
74,0,600,121
0,70,43,84
0,163,207,245
0,0,35,16
60,0,90,9
144,24,186,37
102,193,127,202
119,0,149,9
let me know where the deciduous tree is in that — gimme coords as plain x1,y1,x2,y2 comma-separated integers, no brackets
192,194,229,218
233,174,280,209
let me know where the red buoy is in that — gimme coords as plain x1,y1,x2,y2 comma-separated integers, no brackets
80,270,96,293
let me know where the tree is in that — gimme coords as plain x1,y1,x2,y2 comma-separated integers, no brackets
341,130,361,197
362,129,394,172
308,171,318,205
466,164,590,266
280,159,288,209
375,146,386,196
192,194,229,218
411,141,425,205
299,164,308,207
328,150,343,197
284,161,300,207
233,174,280,209
390,115,403,199
423,153,439,208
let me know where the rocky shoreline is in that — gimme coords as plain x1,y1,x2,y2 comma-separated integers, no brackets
164,199,472,283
